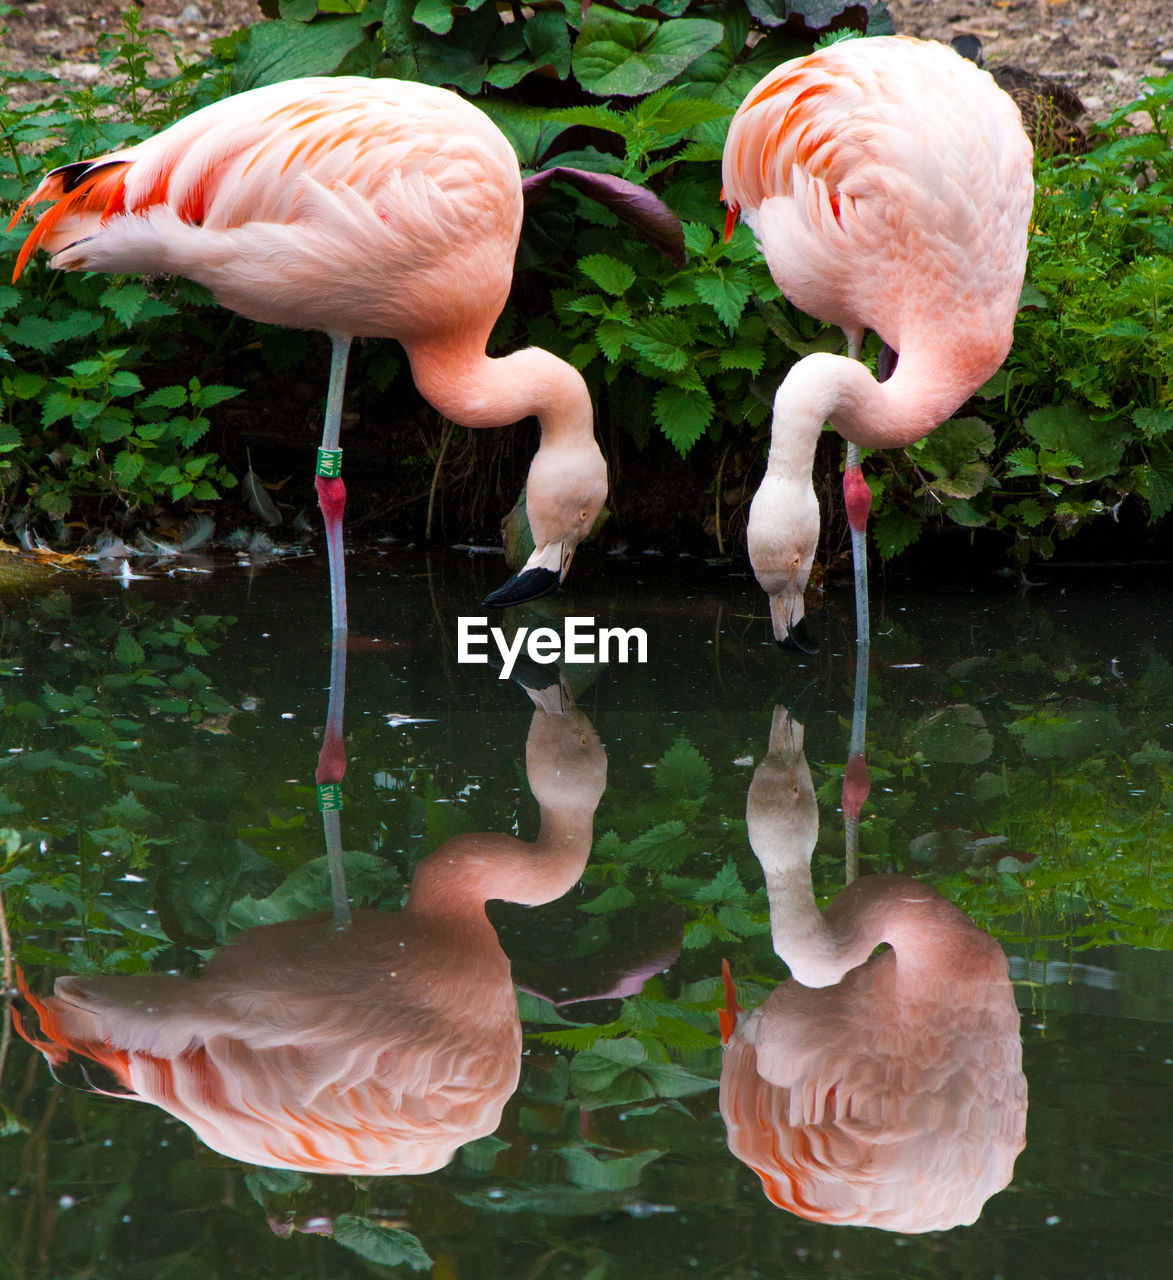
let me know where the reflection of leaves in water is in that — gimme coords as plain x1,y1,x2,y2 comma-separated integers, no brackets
229,852,397,929
653,738,712,800
1010,699,1124,759
570,1038,716,1109
910,704,994,764
560,1146,665,1191
334,1215,432,1271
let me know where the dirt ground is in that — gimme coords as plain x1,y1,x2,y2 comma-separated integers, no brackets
2,0,1170,118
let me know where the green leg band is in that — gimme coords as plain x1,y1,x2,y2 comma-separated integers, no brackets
317,782,343,812
316,447,343,479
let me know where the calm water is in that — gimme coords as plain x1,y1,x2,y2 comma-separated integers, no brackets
0,548,1169,1279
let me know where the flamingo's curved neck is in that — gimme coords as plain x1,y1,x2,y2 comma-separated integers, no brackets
405,338,593,447
406,815,595,921
766,342,998,479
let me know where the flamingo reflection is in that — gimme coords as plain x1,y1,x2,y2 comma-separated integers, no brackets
16,695,606,1177
719,700,1027,1232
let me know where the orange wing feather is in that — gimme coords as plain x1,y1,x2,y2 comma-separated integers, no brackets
10,164,130,281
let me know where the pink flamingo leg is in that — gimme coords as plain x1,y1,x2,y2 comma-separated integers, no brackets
842,334,872,650
315,333,352,635
843,444,872,650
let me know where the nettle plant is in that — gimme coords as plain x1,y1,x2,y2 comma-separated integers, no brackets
0,10,239,531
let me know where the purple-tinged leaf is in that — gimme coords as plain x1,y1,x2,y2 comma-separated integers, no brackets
523,167,685,267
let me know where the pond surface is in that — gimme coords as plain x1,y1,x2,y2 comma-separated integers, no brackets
0,548,1169,1279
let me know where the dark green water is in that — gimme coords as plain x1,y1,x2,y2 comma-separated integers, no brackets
0,549,1169,1279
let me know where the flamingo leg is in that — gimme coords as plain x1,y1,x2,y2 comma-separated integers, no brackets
316,625,351,930
314,333,352,635
842,334,872,650
842,641,870,884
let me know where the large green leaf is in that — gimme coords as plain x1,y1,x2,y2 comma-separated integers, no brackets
746,0,894,36
232,17,370,91
559,1146,665,1191
1023,404,1129,482
572,9,723,97
334,1216,432,1270
910,415,994,499
910,704,994,765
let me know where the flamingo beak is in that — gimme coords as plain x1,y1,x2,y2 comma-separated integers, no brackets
779,617,816,655
483,540,570,609
767,590,817,655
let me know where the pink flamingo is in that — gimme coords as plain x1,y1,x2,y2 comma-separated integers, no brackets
719,705,1027,1232
9,77,612,630
14,702,607,1176
722,36,1034,649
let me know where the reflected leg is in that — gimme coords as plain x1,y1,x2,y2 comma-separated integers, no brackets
842,642,870,884
316,626,351,930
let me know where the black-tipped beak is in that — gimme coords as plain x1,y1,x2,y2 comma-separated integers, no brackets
483,566,561,609
777,617,817,655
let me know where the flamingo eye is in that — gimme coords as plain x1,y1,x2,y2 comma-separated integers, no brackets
579,508,590,522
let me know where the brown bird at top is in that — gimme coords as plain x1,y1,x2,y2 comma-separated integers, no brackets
951,34,1092,160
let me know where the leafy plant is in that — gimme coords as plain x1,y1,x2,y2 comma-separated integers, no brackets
0,11,239,532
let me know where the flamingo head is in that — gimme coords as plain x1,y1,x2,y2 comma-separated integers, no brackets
483,439,607,608
747,472,820,653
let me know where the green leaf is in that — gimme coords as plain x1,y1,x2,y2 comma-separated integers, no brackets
572,10,723,97
232,16,370,92
333,1216,432,1271
625,820,689,870
112,451,145,487
580,884,636,914
654,737,711,799
413,0,457,36
41,391,79,427
910,704,993,765
1009,698,1124,760
524,8,572,77
578,254,636,297
910,416,994,498
138,386,189,411
559,1146,664,1191
0,423,22,452
107,370,144,398
1095,317,1149,340
1003,446,1038,478
5,311,103,352
653,385,713,456
872,507,921,559
1135,452,1173,521
628,314,694,371
1133,407,1173,439
5,372,47,400
99,282,148,327
694,271,752,330
1023,404,1128,482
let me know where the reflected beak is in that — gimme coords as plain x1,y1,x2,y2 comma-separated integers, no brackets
483,541,570,609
